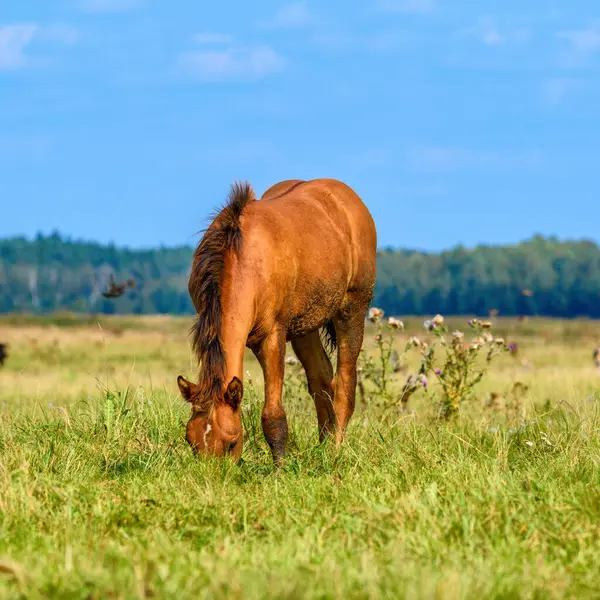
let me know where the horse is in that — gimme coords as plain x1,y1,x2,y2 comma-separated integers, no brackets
176,178,377,466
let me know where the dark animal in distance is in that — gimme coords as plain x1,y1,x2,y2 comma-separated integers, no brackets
594,347,600,368
101,276,136,298
176,178,377,466
0,343,7,367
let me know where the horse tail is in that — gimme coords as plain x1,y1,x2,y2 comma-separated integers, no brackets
320,320,337,356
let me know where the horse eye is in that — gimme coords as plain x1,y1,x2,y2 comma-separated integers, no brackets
227,440,238,452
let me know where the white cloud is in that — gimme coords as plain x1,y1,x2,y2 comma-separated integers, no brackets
458,17,533,48
557,22,600,66
75,0,142,14
481,28,503,45
179,45,285,81
0,22,79,70
0,23,38,70
558,24,600,54
261,2,315,28
460,18,504,46
542,77,584,106
378,0,435,14
193,32,234,45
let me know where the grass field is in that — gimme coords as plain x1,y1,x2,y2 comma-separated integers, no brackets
1,313,600,599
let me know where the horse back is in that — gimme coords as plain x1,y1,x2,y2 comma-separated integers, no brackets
240,178,376,335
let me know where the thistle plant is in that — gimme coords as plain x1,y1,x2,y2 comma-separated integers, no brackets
406,315,511,419
358,308,406,405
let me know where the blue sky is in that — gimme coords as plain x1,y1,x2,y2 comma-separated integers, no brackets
1,1,599,252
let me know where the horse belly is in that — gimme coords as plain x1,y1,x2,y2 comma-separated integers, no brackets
285,277,347,340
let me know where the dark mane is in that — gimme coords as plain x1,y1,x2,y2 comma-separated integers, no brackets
188,180,255,414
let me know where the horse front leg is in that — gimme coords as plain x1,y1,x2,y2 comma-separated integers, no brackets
254,327,288,467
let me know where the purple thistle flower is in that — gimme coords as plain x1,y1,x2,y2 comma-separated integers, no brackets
509,344,515,351
423,380,427,387
435,369,441,375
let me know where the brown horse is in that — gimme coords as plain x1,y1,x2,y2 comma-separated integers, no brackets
176,178,377,466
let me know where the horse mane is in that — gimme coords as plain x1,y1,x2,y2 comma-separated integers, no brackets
188,181,255,415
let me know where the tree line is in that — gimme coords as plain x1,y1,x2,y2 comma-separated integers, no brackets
1,231,600,318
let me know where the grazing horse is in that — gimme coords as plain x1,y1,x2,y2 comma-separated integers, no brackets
176,178,377,466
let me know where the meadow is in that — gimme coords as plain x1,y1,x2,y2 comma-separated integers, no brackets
0,312,599,599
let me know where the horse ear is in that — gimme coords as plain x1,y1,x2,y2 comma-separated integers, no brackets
177,375,193,402
225,377,243,410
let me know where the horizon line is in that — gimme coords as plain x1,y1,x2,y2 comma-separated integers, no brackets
1,229,599,255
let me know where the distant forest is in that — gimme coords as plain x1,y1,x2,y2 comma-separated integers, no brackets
2,231,600,318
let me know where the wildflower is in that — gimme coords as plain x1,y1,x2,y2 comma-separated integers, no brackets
509,344,516,351
480,321,492,329
488,426,499,433
435,369,441,375
433,314,444,325
525,440,533,447
470,342,480,350
375,334,382,342
368,307,384,323
417,373,428,387
494,337,505,345
410,336,422,347
468,318,478,327
483,332,494,343
387,317,403,330
423,319,433,331
285,356,299,366
452,331,464,340
540,432,554,446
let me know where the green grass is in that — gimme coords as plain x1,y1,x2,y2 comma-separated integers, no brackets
1,315,600,599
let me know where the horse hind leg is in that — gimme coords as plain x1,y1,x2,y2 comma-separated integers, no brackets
331,298,370,446
291,331,335,442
